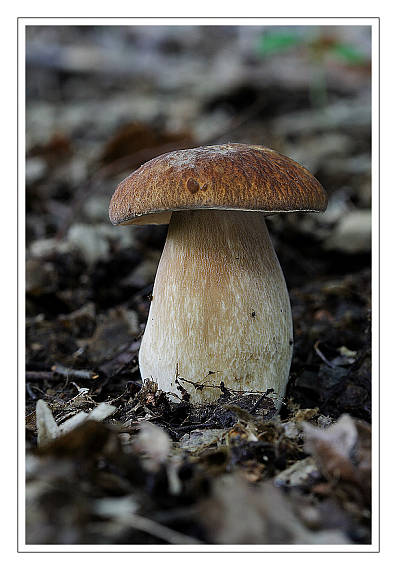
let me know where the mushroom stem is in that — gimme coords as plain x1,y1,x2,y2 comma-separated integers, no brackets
139,210,293,407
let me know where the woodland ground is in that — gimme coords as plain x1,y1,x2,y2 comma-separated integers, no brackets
25,24,372,546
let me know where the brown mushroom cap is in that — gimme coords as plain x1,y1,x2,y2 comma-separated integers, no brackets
109,143,327,226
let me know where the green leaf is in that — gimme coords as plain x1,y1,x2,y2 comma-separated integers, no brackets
258,32,302,55
330,43,367,65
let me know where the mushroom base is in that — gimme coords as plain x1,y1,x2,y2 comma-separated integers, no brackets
139,210,293,408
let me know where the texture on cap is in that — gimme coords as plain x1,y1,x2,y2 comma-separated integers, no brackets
109,143,327,225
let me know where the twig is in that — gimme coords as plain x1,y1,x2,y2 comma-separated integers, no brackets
26,383,43,400
249,389,275,414
177,376,228,391
26,371,55,382
314,341,336,368
178,375,280,400
172,422,221,434
51,364,99,380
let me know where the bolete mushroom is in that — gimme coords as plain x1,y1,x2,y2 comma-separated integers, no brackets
109,143,327,408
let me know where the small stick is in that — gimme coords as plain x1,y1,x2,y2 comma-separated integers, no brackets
172,422,221,433
26,383,40,400
51,364,99,380
178,375,277,398
314,340,336,368
249,389,275,414
26,371,55,382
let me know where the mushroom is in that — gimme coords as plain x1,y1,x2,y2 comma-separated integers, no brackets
109,144,327,408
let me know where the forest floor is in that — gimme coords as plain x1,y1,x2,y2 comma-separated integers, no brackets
25,25,372,546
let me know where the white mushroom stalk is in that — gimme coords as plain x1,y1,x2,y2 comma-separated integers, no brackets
139,209,293,406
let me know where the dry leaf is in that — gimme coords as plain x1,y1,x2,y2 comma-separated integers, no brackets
303,414,371,502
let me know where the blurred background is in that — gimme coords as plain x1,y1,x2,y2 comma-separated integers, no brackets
26,25,371,251
25,25,372,545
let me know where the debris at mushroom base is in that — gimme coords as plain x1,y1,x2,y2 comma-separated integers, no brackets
26,382,372,544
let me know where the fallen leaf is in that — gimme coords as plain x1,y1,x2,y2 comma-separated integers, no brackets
303,414,371,502
274,456,321,489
